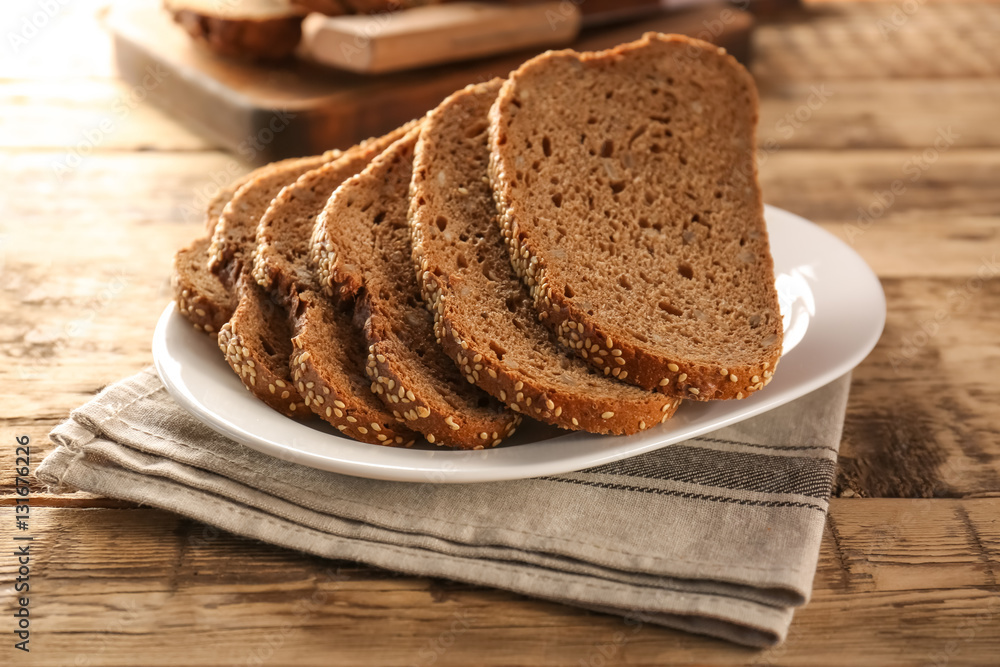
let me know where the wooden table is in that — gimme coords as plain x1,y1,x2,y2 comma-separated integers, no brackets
2,1,999,664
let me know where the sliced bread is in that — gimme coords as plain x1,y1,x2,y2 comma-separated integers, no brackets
251,120,417,305
488,33,783,401
289,290,417,445
211,153,341,417
172,236,235,334
167,0,306,61
218,275,313,417
250,123,419,445
410,81,681,433
172,169,261,333
208,152,339,288
311,129,519,449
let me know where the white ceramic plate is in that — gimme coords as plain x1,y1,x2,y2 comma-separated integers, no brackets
153,205,885,483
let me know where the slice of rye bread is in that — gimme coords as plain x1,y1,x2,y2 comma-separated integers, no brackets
212,154,342,418
172,171,259,334
410,81,681,434
208,151,340,288
167,0,306,61
289,292,417,445
249,124,419,445
218,275,313,418
488,33,783,402
311,129,519,449
173,236,236,334
251,120,418,304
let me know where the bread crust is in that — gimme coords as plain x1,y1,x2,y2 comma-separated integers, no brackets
172,167,262,334
209,153,338,286
210,154,343,417
289,291,417,445
251,124,420,445
173,236,235,334
218,276,314,418
311,129,519,449
410,81,680,434
169,3,305,61
488,33,783,402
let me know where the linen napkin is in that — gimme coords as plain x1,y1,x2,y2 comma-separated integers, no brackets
36,367,849,648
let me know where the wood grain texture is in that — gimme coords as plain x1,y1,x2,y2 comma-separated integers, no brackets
754,3,1000,84
757,80,1000,150
2,0,1000,663
0,500,997,666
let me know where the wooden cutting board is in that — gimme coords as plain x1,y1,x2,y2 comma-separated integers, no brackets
109,3,753,163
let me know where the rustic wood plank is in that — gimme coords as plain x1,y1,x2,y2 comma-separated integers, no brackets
0,500,996,665
839,277,1000,499
4,77,996,153
754,3,1000,84
757,80,1000,150
759,150,1000,279
760,150,1000,226
0,80,215,152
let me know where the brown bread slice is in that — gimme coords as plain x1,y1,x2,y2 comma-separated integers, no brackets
173,236,235,334
488,33,783,402
311,129,519,449
251,121,418,304
208,152,339,288
218,275,313,418
410,81,681,434
167,0,306,61
211,154,342,417
289,291,417,445
172,171,258,333
250,123,419,445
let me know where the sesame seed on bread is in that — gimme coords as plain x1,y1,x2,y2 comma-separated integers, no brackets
210,153,344,417
409,80,681,434
311,129,519,449
172,236,235,335
218,275,313,418
251,122,420,445
172,169,259,334
290,290,417,446
488,32,783,402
